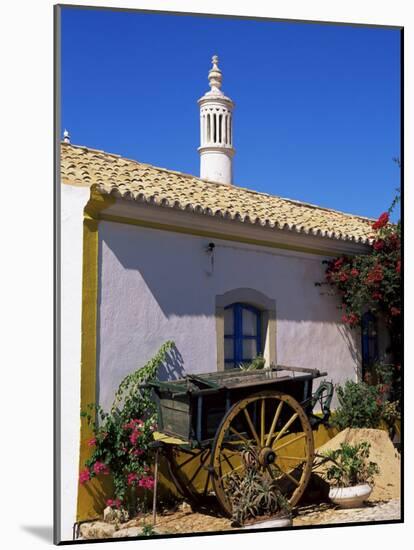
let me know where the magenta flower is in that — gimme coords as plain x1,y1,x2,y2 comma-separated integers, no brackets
127,472,138,486
138,476,155,490
129,429,142,445
93,461,109,476
79,468,90,484
106,498,122,509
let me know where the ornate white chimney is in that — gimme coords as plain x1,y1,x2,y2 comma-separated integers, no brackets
198,55,235,185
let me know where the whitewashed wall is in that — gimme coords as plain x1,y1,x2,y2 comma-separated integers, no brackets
60,185,90,542
97,220,360,411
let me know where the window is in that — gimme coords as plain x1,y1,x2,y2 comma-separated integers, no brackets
361,311,378,377
224,303,262,368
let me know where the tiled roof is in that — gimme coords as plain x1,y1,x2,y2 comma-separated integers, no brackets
61,142,373,244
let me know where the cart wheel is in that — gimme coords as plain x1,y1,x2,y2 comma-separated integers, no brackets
211,390,314,517
165,445,212,506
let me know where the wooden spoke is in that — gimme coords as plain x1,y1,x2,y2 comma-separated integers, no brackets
202,466,212,496
229,426,251,445
217,451,239,465
166,446,212,506
243,408,261,446
220,463,244,480
260,399,265,446
211,391,314,517
178,451,203,469
222,452,237,472
265,401,283,446
273,412,299,444
276,455,306,462
273,432,306,452
281,470,300,487
188,450,210,485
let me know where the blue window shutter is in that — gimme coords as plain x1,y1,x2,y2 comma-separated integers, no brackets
224,303,262,367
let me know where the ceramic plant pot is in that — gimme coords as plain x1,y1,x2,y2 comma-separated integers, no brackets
241,516,292,529
329,483,372,508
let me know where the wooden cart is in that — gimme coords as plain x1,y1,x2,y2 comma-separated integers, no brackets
150,366,333,516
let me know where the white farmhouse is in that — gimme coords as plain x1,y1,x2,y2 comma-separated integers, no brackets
59,56,375,540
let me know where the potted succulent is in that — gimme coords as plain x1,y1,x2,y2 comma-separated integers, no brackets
226,463,292,529
321,441,379,508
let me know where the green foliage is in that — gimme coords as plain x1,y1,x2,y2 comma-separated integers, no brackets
141,522,157,536
80,341,175,515
226,464,290,527
318,193,401,327
316,192,401,401
322,441,380,487
372,362,394,386
381,400,400,427
238,354,266,371
331,381,383,430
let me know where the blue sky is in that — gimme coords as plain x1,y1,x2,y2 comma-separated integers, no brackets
60,7,401,220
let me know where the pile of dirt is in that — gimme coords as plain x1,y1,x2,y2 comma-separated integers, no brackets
314,428,400,502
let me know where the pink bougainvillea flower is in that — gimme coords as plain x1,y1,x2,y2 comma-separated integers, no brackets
372,291,383,301
138,476,155,490
79,468,90,484
350,268,359,277
373,239,385,251
106,498,122,509
342,313,359,326
93,461,110,476
348,313,359,326
123,419,144,431
129,429,142,445
366,264,384,284
396,260,401,274
127,473,138,486
372,212,389,230
130,448,144,456
87,438,96,447
390,307,401,317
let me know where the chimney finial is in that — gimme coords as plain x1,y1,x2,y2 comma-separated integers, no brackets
208,54,222,91
63,129,71,144
198,55,235,185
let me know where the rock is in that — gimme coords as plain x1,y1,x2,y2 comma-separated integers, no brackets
103,506,129,524
178,501,192,513
113,527,143,538
79,521,117,539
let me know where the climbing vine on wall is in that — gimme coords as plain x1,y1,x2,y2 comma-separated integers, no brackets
79,340,175,514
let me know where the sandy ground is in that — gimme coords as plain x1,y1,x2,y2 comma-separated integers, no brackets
79,428,401,539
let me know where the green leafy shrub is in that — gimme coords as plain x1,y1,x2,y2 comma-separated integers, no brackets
238,354,266,371
80,341,175,515
322,441,379,487
381,400,400,427
331,381,383,429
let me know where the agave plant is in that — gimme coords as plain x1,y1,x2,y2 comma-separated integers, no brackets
226,463,290,527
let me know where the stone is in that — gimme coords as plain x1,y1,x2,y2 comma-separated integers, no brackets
79,521,117,539
103,506,129,524
113,527,143,538
178,501,192,513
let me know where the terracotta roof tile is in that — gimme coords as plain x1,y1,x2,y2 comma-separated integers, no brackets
61,142,373,244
